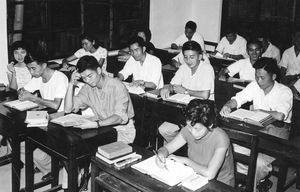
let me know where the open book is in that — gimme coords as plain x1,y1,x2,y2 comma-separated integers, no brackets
123,82,145,95
4,100,39,111
228,108,275,127
25,111,48,127
131,156,195,186
166,93,197,105
50,113,94,127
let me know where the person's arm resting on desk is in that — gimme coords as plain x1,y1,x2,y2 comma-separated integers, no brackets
220,99,238,117
172,84,210,99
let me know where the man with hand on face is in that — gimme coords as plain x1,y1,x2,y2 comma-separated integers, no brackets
65,55,135,144
159,41,215,143
117,37,164,89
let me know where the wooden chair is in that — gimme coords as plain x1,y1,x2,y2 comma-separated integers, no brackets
222,127,259,192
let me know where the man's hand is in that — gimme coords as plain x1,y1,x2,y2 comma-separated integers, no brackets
173,85,186,94
70,70,81,85
18,89,34,101
131,80,145,87
160,87,170,99
219,105,232,117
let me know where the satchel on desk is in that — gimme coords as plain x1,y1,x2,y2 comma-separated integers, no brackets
228,108,275,127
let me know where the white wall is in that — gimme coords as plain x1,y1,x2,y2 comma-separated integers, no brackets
150,0,223,48
0,0,8,85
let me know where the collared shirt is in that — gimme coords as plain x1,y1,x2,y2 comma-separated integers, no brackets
173,32,205,52
216,34,247,58
24,70,69,112
171,60,215,100
279,46,300,75
172,52,211,65
262,42,281,64
73,76,134,123
74,46,108,72
119,53,164,89
232,81,293,123
227,58,255,81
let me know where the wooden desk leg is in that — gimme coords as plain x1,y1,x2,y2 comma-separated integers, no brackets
51,156,59,188
68,158,78,192
296,168,300,189
11,136,21,192
91,161,100,192
25,139,34,192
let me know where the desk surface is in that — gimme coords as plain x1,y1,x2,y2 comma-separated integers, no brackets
91,146,238,192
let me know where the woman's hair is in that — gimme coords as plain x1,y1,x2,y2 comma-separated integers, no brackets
77,55,101,73
10,41,32,64
183,99,219,129
79,33,99,48
182,40,203,55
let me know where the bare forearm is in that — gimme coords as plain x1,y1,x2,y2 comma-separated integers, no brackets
99,114,123,127
8,73,17,90
259,109,285,121
64,84,75,113
187,89,210,99
30,96,61,111
144,81,156,89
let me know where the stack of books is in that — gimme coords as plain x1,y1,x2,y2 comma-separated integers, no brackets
25,111,48,127
96,141,141,168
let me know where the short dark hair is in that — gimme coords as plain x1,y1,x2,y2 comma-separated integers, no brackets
10,41,32,63
27,52,47,65
77,55,101,73
182,41,203,54
79,33,99,48
247,38,262,49
184,99,218,129
185,21,197,31
136,27,152,42
253,57,280,77
128,36,145,48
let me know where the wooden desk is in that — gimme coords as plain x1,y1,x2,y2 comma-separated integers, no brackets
25,122,117,192
91,146,238,192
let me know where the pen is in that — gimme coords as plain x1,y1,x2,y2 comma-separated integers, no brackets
153,150,169,171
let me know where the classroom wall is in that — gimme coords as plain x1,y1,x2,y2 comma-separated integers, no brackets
150,0,223,48
0,0,8,85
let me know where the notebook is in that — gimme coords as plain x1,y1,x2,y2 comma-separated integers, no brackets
4,100,39,111
131,156,195,186
228,108,275,127
98,141,132,159
123,82,145,95
166,93,197,105
50,113,94,127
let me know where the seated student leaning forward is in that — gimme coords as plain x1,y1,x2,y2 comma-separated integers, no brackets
156,99,235,186
64,55,135,144
220,57,293,191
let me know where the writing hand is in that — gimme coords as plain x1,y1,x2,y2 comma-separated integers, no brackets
18,90,33,101
160,88,170,100
154,150,167,169
219,105,231,117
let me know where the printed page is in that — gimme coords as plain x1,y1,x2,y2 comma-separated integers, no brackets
131,156,195,186
50,113,94,127
167,93,196,105
5,100,39,111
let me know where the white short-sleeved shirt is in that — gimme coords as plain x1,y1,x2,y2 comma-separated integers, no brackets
216,34,247,58
173,32,205,52
7,66,32,89
24,70,69,112
171,61,215,100
232,81,293,123
279,46,300,75
119,53,164,89
262,42,281,64
227,58,255,81
74,46,108,72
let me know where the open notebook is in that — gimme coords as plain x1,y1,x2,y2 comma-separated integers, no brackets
131,155,195,186
166,93,197,105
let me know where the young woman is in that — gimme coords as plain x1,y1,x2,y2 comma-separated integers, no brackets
7,41,32,90
156,99,235,186
62,33,108,73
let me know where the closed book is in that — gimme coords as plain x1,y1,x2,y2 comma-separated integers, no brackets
97,141,132,159
25,111,48,124
96,152,138,165
229,109,275,127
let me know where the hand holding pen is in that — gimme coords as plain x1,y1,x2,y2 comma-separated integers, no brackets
153,148,169,171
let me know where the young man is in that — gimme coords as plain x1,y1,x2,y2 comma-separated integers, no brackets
171,20,205,52
19,55,69,179
117,37,164,89
65,55,135,143
215,26,247,60
257,32,281,64
222,39,262,82
159,41,215,143
279,31,300,99
220,57,293,191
